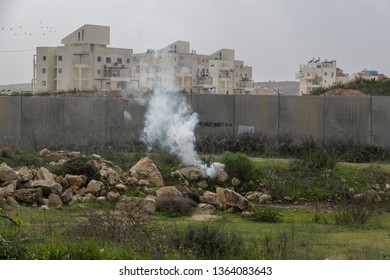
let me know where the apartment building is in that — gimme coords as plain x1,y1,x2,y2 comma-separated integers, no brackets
33,24,133,92
132,41,254,94
33,25,254,94
296,58,348,95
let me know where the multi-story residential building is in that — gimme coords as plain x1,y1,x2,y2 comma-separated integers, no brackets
33,25,254,94
132,41,254,94
33,24,133,92
296,58,348,95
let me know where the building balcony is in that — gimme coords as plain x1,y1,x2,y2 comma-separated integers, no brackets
295,72,303,79
238,80,254,88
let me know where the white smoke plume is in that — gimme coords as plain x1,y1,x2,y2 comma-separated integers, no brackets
141,88,200,166
141,88,224,178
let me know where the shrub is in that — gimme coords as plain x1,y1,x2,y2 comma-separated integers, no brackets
334,203,376,226
156,196,197,217
50,156,99,182
0,215,26,259
248,207,281,223
166,223,247,259
0,147,44,167
294,150,337,171
220,152,254,181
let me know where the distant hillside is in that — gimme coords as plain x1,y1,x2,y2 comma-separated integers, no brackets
0,83,31,92
254,81,299,95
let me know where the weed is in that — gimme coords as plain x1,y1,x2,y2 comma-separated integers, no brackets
165,223,247,259
247,207,281,223
220,152,254,181
156,196,197,217
334,203,377,226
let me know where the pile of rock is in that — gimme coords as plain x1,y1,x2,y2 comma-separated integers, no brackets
0,149,276,214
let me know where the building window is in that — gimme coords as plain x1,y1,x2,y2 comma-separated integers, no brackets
97,69,101,74
105,82,111,88
117,57,122,64
43,56,46,61
78,32,80,41
42,68,46,74
58,56,62,61
106,57,111,63
126,58,130,64
57,80,62,87
324,72,328,76
58,68,62,74
42,81,46,86
97,56,101,62
81,29,84,40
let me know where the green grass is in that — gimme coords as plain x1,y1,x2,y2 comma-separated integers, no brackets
3,204,390,260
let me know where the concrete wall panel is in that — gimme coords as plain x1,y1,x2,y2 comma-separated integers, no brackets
371,97,390,147
191,94,234,137
21,97,65,148
234,95,278,136
324,97,371,144
279,96,325,141
0,97,21,146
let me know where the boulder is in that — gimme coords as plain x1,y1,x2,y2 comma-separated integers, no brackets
216,169,229,183
48,193,63,210
156,186,182,198
65,174,84,189
61,188,73,204
85,180,104,196
231,177,241,187
37,167,55,181
200,191,223,210
366,189,381,203
55,175,69,188
99,166,121,186
174,167,206,180
196,180,209,190
0,181,17,197
216,187,252,210
0,163,17,182
138,179,151,187
15,188,43,204
143,195,156,214
195,203,217,213
96,196,107,203
129,157,164,187
259,193,272,204
18,166,33,182
30,180,63,196
107,191,120,202
246,191,261,201
6,196,18,206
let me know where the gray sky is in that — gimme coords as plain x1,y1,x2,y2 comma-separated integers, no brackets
1,0,389,85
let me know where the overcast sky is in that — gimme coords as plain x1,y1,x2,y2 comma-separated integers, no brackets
1,0,389,85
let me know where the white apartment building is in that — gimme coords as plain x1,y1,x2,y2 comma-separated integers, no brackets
33,25,254,94
33,24,133,92
296,58,341,95
132,41,254,94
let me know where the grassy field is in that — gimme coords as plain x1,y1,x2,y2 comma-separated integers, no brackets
1,148,390,260
1,201,390,260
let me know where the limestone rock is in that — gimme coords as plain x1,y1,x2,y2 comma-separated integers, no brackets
114,183,127,191
259,193,272,204
143,195,156,214
61,188,73,204
216,187,252,210
200,191,223,210
99,166,121,186
18,166,33,182
174,167,206,180
48,193,63,209
195,203,217,213
85,180,104,196
0,163,17,182
129,157,164,187
6,196,18,206
107,191,120,202
15,188,42,204
0,181,17,197
30,180,63,196
37,167,55,181
232,177,241,187
55,175,69,188
65,174,84,189
156,186,182,198
96,196,107,203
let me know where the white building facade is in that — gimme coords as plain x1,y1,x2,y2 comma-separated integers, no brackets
33,24,133,92
33,25,254,94
296,58,340,95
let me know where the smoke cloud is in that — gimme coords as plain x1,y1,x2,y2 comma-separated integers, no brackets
141,88,200,166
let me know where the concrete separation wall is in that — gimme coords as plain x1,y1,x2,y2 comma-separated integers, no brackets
0,95,389,149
